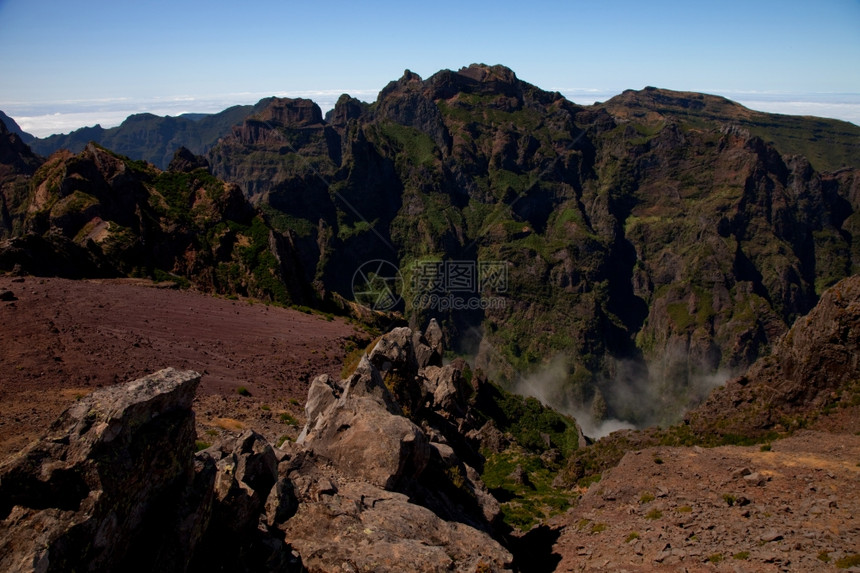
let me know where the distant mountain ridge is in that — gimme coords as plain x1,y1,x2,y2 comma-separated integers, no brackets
21,100,275,169
4,83,860,174
603,86,860,173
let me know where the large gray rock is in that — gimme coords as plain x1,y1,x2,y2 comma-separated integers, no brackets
423,359,473,417
191,430,299,573
281,478,512,572
299,356,430,490
0,322,519,572
0,368,201,573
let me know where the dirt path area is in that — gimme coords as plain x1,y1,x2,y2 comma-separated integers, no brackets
550,430,860,572
0,276,365,457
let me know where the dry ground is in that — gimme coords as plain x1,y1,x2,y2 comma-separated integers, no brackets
550,430,860,572
0,276,367,457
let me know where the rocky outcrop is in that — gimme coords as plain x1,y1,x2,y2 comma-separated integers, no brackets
168,146,210,173
0,117,41,239
0,323,518,572
687,275,860,437
289,322,514,569
0,368,303,573
280,472,510,572
0,368,202,572
298,356,431,489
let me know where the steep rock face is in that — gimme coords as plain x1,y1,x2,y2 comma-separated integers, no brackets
0,368,202,573
208,98,341,201
0,118,42,239
687,275,860,437
606,123,853,419
203,64,860,426
0,143,316,305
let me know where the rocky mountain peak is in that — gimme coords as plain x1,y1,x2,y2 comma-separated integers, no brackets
326,93,368,128
253,98,324,128
455,63,518,84
168,146,210,173
376,68,426,102
0,111,34,144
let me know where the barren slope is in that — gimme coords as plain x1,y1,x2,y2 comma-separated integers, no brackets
0,276,364,457
550,431,860,572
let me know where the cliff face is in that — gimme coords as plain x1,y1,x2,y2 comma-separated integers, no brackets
686,274,860,438
0,143,314,305
204,64,860,425
0,118,42,239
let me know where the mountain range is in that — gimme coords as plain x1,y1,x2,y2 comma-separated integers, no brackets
2,63,859,429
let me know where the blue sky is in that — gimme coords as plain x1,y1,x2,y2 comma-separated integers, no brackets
1,0,859,137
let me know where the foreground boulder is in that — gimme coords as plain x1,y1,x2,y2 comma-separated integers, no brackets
298,356,431,489
0,368,202,572
279,447,512,573
0,322,516,572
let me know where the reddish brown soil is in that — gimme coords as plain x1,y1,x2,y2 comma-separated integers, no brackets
0,276,367,457
550,430,860,572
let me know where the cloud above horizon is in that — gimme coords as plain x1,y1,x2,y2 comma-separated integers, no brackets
4,90,859,139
